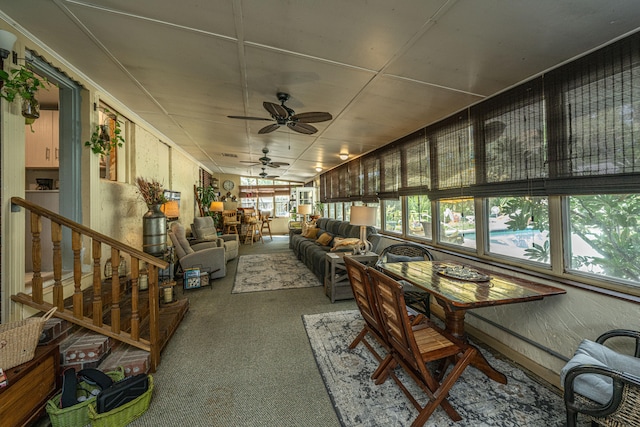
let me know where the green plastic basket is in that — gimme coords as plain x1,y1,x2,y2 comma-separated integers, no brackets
46,367,125,427
88,375,153,427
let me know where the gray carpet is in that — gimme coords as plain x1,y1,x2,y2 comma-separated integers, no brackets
233,251,322,293
303,310,581,427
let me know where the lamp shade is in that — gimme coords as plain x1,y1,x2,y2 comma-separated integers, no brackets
210,201,224,212
161,200,180,219
298,204,312,215
0,30,16,59
350,206,377,226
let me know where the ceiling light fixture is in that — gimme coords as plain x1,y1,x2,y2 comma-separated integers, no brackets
315,166,322,172
339,153,349,161
0,30,17,60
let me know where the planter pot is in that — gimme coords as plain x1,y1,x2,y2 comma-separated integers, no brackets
21,98,40,119
142,204,167,256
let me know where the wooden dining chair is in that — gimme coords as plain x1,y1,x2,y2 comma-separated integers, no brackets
221,210,240,235
343,256,396,382
259,210,273,240
367,268,477,426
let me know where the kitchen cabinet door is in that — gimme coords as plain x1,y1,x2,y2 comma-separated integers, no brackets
25,110,59,168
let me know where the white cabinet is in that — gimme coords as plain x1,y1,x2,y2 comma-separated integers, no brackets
26,110,59,168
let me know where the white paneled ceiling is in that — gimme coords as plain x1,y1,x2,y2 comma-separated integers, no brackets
2,0,640,182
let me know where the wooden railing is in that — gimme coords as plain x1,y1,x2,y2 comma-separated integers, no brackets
10,197,168,371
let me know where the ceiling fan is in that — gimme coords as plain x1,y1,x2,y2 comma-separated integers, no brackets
228,92,332,135
241,147,290,169
259,167,279,179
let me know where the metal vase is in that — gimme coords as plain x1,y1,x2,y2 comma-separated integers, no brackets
142,204,167,256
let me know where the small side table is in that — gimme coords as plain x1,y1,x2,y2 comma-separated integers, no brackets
324,251,379,303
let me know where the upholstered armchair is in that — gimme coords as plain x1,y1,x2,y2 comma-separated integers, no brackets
562,329,640,426
191,216,218,242
168,222,226,280
217,234,239,261
191,216,239,261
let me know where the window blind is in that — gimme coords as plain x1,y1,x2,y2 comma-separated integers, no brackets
545,32,640,193
429,113,474,192
399,129,430,195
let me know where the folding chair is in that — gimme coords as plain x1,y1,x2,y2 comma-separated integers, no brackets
344,256,400,382
368,268,477,426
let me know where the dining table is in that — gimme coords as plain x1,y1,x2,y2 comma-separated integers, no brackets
378,260,566,384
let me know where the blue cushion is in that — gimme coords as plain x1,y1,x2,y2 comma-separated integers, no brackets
561,339,640,405
386,253,424,263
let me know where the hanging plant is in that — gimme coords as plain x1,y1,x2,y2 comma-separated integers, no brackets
0,65,49,120
85,108,125,155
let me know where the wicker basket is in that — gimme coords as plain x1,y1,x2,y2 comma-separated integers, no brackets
46,367,126,427
88,375,154,427
0,307,57,370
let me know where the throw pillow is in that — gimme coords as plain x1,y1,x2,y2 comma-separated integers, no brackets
386,253,425,263
330,237,361,252
306,227,319,239
316,232,333,246
302,224,315,238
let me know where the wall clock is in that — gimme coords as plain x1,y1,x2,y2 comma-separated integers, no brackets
223,180,235,191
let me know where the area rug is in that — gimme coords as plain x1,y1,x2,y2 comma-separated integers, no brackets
232,252,322,293
303,310,581,427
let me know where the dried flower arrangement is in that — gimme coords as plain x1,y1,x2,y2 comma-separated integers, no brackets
135,177,167,207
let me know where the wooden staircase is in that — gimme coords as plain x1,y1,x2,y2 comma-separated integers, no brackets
10,196,188,372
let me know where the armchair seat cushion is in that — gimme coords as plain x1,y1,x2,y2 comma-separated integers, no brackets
561,339,640,404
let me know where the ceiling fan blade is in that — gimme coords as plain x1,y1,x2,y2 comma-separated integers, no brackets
266,163,280,169
258,123,281,134
287,122,317,135
291,112,332,123
270,161,290,167
227,115,273,121
267,175,280,179
263,102,289,119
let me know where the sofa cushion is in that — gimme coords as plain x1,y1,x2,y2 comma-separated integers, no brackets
316,232,333,246
561,339,640,405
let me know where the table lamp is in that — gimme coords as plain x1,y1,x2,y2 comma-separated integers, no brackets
161,200,180,220
350,206,377,254
298,204,312,222
210,201,224,230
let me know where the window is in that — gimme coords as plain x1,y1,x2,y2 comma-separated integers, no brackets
568,194,640,286
239,178,302,216
328,203,335,218
383,199,402,233
335,202,343,220
97,105,127,182
437,198,475,249
365,202,381,229
486,197,550,264
344,203,351,222
407,195,432,239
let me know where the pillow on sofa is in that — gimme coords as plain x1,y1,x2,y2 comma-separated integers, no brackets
316,232,333,246
305,227,320,239
331,237,361,252
386,253,425,263
302,223,317,238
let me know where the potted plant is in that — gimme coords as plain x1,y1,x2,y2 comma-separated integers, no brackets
196,184,219,213
85,109,125,155
0,65,49,121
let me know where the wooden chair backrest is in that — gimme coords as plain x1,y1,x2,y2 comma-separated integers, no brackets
222,210,238,223
367,268,426,375
344,256,387,345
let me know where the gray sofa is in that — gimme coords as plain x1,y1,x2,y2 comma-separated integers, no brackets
290,218,378,284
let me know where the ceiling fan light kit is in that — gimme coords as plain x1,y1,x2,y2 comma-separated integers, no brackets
228,92,332,135
339,153,349,160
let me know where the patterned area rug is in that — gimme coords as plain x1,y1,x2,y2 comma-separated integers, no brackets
303,310,580,427
232,252,322,293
